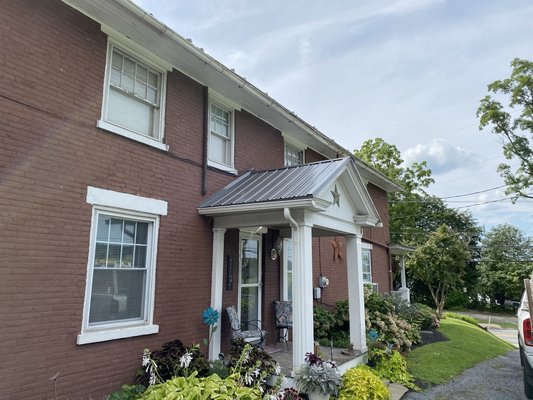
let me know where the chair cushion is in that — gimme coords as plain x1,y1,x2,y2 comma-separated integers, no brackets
226,306,241,334
240,329,267,339
274,301,293,327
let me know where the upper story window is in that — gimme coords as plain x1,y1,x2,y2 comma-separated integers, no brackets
78,186,167,345
208,98,236,173
98,40,168,151
285,143,304,166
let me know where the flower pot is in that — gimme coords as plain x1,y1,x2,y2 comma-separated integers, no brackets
307,389,329,400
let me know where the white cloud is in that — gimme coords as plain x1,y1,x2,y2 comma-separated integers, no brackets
403,138,481,174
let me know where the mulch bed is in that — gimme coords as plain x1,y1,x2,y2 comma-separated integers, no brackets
412,329,448,349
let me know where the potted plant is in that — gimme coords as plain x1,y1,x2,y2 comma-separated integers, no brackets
294,353,341,400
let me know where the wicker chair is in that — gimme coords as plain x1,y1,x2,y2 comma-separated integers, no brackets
226,305,266,348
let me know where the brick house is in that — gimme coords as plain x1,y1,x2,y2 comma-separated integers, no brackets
0,0,401,398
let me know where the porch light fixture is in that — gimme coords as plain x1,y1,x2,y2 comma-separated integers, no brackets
270,237,283,260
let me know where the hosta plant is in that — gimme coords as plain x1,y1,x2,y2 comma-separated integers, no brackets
137,371,261,400
369,348,419,391
294,353,341,397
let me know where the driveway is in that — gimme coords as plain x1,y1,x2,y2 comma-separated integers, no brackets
403,350,525,400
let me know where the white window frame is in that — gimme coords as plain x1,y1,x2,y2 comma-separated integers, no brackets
362,243,373,284
78,186,167,345
98,36,169,152
282,134,306,166
207,94,237,174
284,143,305,166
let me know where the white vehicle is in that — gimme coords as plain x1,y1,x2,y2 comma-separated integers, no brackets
519,279,533,399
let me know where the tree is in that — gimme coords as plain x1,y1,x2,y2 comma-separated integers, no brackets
477,224,533,303
353,138,434,244
477,58,533,200
407,225,471,317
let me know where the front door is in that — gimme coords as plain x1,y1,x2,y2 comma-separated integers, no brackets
238,232,262,330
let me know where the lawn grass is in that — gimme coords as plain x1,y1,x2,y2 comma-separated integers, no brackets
406,318,515,386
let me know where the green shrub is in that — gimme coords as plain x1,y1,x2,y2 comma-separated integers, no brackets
443,312,478,326
392,298,440,330
138,372,261,400
313,305,336,339
369,348,419,391
333,300,350,329
445,290,471,309
338,365,390,400
208,359,229,378
108,384,145,400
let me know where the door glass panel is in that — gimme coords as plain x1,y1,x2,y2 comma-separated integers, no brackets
283,239,293,301
241,239,259,284
240,286,259,330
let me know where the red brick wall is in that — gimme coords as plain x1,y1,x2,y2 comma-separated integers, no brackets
312,237,349,308
0,1,284,398
305,148,327,163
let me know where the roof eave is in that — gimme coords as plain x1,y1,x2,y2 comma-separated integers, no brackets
197,198,329,216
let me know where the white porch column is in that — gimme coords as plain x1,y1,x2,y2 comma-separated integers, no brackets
292,223,314,370
400,255,407,288
346,234,367,353
209,228,226,360
398,255,411,304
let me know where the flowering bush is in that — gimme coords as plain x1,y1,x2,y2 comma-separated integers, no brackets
293,353,341,397
390,296,440,330
365,288,420,351
136,340,209,386
227,338,280,394
277,387,304,400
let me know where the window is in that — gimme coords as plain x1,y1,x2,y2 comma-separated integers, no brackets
78,187,167,345
208,99,235,172
98,41,167,151
285,143,304,166
362,249,372,283
282,238,293,301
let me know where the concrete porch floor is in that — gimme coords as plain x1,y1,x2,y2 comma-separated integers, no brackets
263,341,367,376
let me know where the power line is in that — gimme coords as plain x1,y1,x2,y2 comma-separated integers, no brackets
441,185,507,199
453,194,533,209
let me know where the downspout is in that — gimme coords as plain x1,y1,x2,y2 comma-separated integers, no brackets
201,86,208,195
283,208,298,233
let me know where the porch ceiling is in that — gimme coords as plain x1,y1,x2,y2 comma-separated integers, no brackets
198,158,381,234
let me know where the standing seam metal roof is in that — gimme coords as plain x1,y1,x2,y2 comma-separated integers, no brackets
199,158,351,208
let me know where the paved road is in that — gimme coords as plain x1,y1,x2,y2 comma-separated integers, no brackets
403,350,526,400
490,328,519,347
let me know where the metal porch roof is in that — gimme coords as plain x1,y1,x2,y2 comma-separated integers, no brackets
199,158,351,208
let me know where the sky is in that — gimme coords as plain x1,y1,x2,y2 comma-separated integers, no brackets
136,0,532,236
